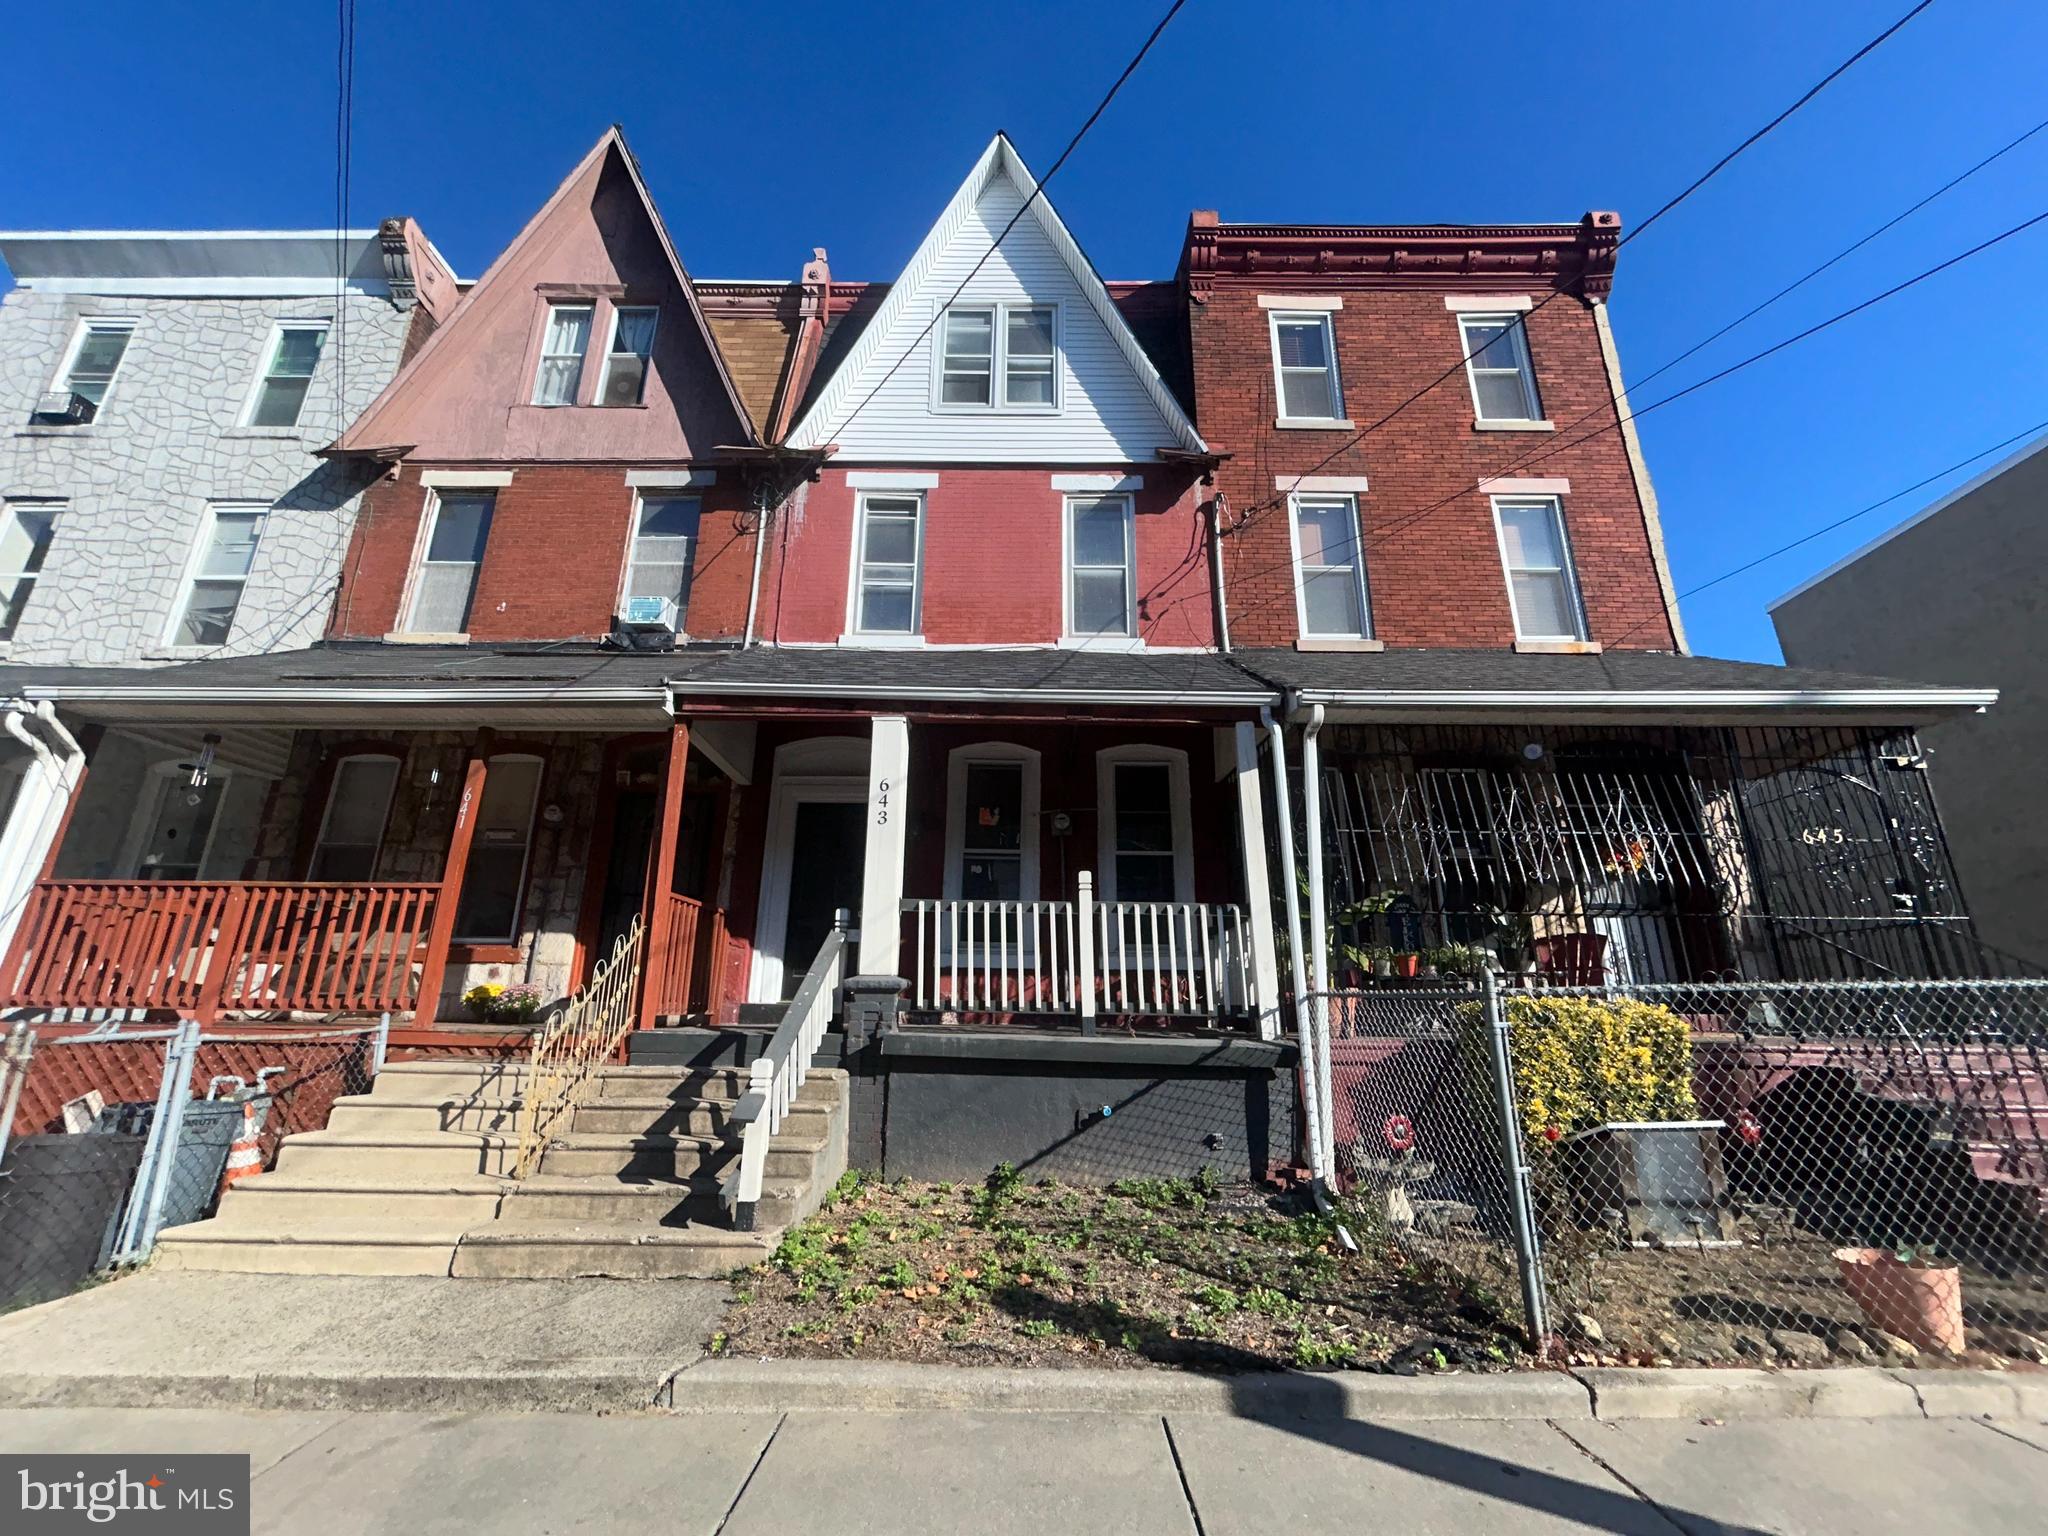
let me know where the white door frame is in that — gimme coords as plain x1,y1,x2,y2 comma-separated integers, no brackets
751,774,869,1002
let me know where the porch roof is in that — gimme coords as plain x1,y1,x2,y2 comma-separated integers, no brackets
1237,647,1997,725
663,645,1276,712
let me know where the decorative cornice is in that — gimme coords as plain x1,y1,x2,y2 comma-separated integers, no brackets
378,217,415,310
1182,210,1621,303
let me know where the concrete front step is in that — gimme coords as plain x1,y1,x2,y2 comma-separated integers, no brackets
569,1095,832,1139
450,1221,772,1279
215,1173,511,1225
153,1222,468,1277
328,1096,526,1135
370,1059,823,1106
275,1130,520,1179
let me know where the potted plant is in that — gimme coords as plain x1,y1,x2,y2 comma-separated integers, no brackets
463,982,546,1025
1392,951,1422,979
1833,1245,1965,1354
1467,993,1735,1245
1425,943,1489,981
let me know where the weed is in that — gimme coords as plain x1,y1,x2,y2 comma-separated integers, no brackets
880,1258,919,1291
971,1162,1024,1227
785,1319,831,1339
838,1284,881,1313
1190,1283,1240,1314
1243,1286,1301,1320
708,1331,729,1356
1290,1332,1359,1369
1019,1319,1057,1340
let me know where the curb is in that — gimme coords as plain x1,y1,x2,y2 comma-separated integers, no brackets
4,1361,2043,1422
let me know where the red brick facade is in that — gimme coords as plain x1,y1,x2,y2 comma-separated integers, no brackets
327,463,756,642
755,465,1215,649
1185,217,1678,652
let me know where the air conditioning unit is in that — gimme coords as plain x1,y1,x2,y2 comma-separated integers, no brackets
602,355,647,407
621,595,679,630
32,390,94,424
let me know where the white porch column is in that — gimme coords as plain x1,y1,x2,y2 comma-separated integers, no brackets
0,704,86,965
1232,722,1282,1040
858,714,911,977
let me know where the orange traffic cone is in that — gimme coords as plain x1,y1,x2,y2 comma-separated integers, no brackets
220,1101,264,1192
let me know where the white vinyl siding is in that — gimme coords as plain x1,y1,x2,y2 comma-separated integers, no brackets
1269,312,1343,422
598,306,658,407
1290,494,1371,638
623,493,698,617
0,502,59,642
1493,496,1588,642
852,493,923,635
58,320,136,407
169,505,267,646
1459,313,1543,423
531,303,593,406
246,323,328,427
309,755,400,881
406,492,493,635
1066,494,1135,639
801,173,1179,459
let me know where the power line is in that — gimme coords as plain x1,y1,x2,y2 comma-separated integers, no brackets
333,0,357,433
1251,0,1944,522
816,0,1190,451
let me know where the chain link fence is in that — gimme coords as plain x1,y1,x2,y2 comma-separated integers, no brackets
0,1016,387,1313
1305,977,2048,1369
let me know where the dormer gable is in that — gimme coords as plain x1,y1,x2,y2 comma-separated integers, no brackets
789,135,1204,463
330,128,755,462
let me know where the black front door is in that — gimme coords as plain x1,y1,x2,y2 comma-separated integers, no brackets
596,789,657,967
781,800,865,997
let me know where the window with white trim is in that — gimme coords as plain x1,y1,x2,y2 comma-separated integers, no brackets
598,306,658,407
169,505,267,647
246,323,328,426
0,501,59,642
1492,496,1587,642
623,493,699,618
405,492,493,634
531,303,593,406
1458,313,1542,423
1268,312,1342,421
852,493,922,635
1096,748,1193,903
453,754,544,944
944,744,1041,902
937,303,1059,410
309,754,400,881
1290,493,1370,639
58,319,135,408
1066,494,1135,639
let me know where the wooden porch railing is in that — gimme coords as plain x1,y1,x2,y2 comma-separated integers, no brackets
4,879,441,1020
646,893,731,1020
901,876,1257,1022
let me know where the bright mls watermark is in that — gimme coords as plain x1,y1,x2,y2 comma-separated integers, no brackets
4,1455,249,1534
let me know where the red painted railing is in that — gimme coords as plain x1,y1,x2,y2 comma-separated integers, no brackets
5,880,441,1019
646,893,732,1020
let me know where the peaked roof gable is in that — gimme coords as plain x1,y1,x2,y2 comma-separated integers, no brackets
788,135,1205,459
332,127,758,459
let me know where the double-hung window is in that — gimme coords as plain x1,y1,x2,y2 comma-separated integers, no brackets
624,494,699,620
60,320,136,409
1492,496,1587,642
309,754,400,881
851,493,922,636
169,505,267,646
1097,749,1192,903
407,492,493,635
0,502,59,641
1269,312,1343,423
1458,314,1543,423
531,303,593,406
599,306,658,406
1066,494,1135,640
937,303,1058,410
246,323,328,426
1291,493,1371,639
452,755,544,944
956,760,1027,900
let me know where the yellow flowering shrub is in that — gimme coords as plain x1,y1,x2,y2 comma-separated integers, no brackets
1465,995,1697,1142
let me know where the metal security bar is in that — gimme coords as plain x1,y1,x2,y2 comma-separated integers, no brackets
511,916,644,1179
1315,723,2023,986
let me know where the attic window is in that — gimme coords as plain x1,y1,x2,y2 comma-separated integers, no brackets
532,303,593,406
600,307,658,407
936,303,1059,412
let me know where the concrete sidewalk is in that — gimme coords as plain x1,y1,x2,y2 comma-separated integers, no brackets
3,1405,2045,1535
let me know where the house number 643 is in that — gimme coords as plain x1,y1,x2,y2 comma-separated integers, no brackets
875,778,891,826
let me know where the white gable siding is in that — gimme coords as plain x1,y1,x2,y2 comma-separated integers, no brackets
814,175,1181,463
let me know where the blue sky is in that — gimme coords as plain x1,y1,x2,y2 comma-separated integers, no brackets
3,0,2042,661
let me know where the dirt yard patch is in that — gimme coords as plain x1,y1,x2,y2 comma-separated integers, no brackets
715,1169,1526,1372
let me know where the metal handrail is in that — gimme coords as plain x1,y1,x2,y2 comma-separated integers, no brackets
511,917,644,1179
728,912,848,1230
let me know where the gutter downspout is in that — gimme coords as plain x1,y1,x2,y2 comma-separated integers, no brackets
1208,492,1232,654
0,702,86,965
1264,703,1324,1194
1296,700,1337,1187
742,482,772,649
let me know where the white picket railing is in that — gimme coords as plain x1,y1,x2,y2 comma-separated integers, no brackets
900,870,1256,1023
728,917,847,1230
